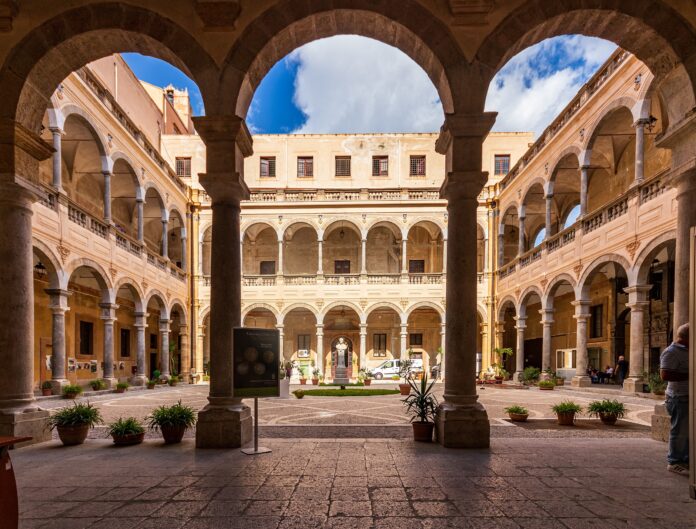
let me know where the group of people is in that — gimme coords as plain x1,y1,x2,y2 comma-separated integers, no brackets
586,355,630,385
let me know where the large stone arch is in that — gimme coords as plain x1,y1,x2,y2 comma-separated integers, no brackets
112,276,145,312
57,104,112,171
169,298,188,326
549,146,582,183
518,285,544,317
521,177,547,206
144,289,169,319
497,295,517,322
633,230,677,285
366,302,405,323
280,303,320,324
320,301,364,323
583,97,639,152
404,301,444,322
282,220,320,241
32,240,63,290
577,253,632,298
242,303,280,322
242,221,280,242
62,257,113,293
223,1,466,120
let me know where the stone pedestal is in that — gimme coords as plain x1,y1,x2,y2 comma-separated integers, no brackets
651,403,670,442
196,402,252,449
571,375,592,387
0,409,51,445
622,378,644,393
436,400,490,448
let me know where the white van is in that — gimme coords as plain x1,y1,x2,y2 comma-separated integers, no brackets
371,359,423,380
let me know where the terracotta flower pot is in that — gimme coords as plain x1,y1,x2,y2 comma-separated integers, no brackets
160,425,186,444
412,422,435,442
147,384,156,390
599,413,618,426
539,386,554,391
42,389,52,396
556,412,576,426
494,376,503,384
115,388,126,394
508,413,528,422
399,383,411,396
555,378,565,386
57,424,90,446
311,378,319,385
63,392,79,399
299,378,307,385
112,432,145,446
363,379,372,386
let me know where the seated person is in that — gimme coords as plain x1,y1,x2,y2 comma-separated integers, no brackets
590,368,599,384
603,365,614,384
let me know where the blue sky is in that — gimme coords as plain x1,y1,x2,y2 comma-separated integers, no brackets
123,35,616,138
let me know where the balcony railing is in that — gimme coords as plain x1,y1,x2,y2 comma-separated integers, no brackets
582,195,629,233
247,187,444,204
324,274,360,285
201,272,447,287
367,274,401,284
546,226,577,254
408,273,443,285
284,274,317,285
243,275,277,287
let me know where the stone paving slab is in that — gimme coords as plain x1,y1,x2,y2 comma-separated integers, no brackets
13,438,693,529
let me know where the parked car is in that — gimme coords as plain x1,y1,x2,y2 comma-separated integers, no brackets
371,359,423,380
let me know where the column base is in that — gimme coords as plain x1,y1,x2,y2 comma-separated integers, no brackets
101,377,117,389
571,375,592,388
436,401,490,448
513,371,524,383
622,377,643,393
130,375,148,387
651,403,670,442
0,408,51,446
50,379,69,394
195,403,252,448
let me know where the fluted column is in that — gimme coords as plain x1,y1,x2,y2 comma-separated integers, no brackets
132,312,147,385
317,239,323,276
401,238,408,273
316,324,324,375
359,323,367,369
400,323,408,360
100,303,118,387
513,316,526,381
571,300,591,387
580,166,589,216
50,127,63,191
180,324,190,383
540,309,554,372
634,119,647,184
277,239,284,276
159,319,171,378
673,169,696,328
46,289,71,393
623,285,650,392
103,171,112,224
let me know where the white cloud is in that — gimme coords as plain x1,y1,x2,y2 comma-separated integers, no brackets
290,36,443,134
485,35,617,137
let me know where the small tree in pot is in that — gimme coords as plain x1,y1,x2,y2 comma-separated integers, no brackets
298,366,307,385
312,368,321,385
108,417,145,446
147,400,196,444
402,374,438,442
551,401,582,426
359,368,373,386
587,399,626,425
41,381,53,396
398,358,413,396
48,402,103,446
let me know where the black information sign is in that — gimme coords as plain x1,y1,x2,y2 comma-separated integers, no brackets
233,327,280,398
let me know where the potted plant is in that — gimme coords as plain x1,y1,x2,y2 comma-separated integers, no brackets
522,367,541,385
293,389,305,399
41,381,53,396
147,400,196,444
402,374,438,442
62,384,83,399
146,378,156,390
108,417,145,446
115,382,129,394
491,363,504,383
646,371,667,396
312,368,321,385
538,379,555,390
168,375,179,387
551,401,582,426
89,379,107,391
495,347,513,370
398,358,413,396
48,401,103,446
587,399,626,425
298,366,307,385
555,374,565,386
504,405,529,422
152,369,162,384
359,368,373,386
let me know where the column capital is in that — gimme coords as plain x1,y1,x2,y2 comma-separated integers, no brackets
49,126,64,136
513,316,527,330
443,112,498,139
440,172,488,201
99,302,118,321
539,308,555,325
192,115,253,158
623,284,651,300
47,288,70,313
159,319,171,332
199,173,250,205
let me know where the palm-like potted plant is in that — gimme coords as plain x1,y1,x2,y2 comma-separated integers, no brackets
62,384,83,399
504,405,529,422
298,366,307,385
146,378,156,389
147,400,196,444
551,401,582,426
168,375,179,387
108,417,145,445
402,374,438,442
48,401,103,445
398,358,413,396
587,399,626,425
115,381,129,394
41,381,53,396
359,368,373,386
311,368,321,385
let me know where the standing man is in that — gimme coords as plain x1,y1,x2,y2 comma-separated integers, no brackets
660,323,689,475
615,355,629,386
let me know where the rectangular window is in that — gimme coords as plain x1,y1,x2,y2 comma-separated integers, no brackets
334,260,351,274
494,154,510,176
260,156,276,178
297,156,314,178
335,156,351,177
175,157,191,178
373,333,387,357
409,260,425,274
590,305,603,339
79,321,93,356
409,155,426,177
260,261,276,275
372,156,388,176
297,334,310,351
150,333,158,350
409,333,423,347
120,328,131,357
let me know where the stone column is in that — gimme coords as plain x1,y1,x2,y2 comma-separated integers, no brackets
316,324,324,375
276,324,285,362
497,230,504,267
317,238,323,275
623,285,650,393
482,237,489,273
580,166,589,216
0,182,50,442
513,316,526,381
673,169,696,328
180,227,188,272
439,323,446,379
159,319,171,378
103,171,112,224
132,312,147,386
196,324,206,376
400,323,408,360
50,127,63,191
571,300,591,387
401,238,408,274
359,323,367,370
634,119,647,185
277,239,284,276
180,324,190,383
361,238,367,275
518,212,526,255
136,196,144,243
46,289,70,393
442,238,447,275
540,309,554,372
545,195,553,239
100,303,118,387
194,115,253,448
161,216,169,258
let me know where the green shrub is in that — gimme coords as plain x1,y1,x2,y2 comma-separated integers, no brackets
522,367,541,383
41,381,53,390
62,384,83,397
147,401,196,431
538,380,556,389
48,402,102,429
551,401,583,414
587,399,626,419
645,371,667,394
152,369,161,381
293,389,305,399
108,417,144,436
116,382,129,390
167,376,179,386
504,405,528,415
89,379,107,391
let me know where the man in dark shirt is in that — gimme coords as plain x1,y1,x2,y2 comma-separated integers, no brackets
615,355,629,386
660,323,689,476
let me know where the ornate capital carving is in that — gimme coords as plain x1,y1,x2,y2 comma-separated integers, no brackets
195,0,241,31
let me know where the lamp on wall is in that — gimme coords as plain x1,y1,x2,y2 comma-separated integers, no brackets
339,222,345,239
646,115,658,133
34,261,47,279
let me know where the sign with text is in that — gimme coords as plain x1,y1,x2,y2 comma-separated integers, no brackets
233,327,280,398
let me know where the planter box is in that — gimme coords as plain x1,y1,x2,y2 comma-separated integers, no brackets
279,378,290,398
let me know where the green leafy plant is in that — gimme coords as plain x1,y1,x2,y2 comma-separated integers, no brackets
146,401,196,431
399,358,413,382
116,382,129,390
41,381,53,390
391,375,400,381
499,368,510,380
152,369,161,381
312,368,321,378
504,405,528,415
495,347,513,364
587,399,626,419
538,379,556,389
146,378,156,388
48,402,102,429
202,375,210,381
167,375,179,386
551,401,583,414
297,366,307,378
62,384,83,397
522,367,541,383
402,374,438,423
90,379,107,391
358,368,373,380
645,371,667,394
108,417,144,437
